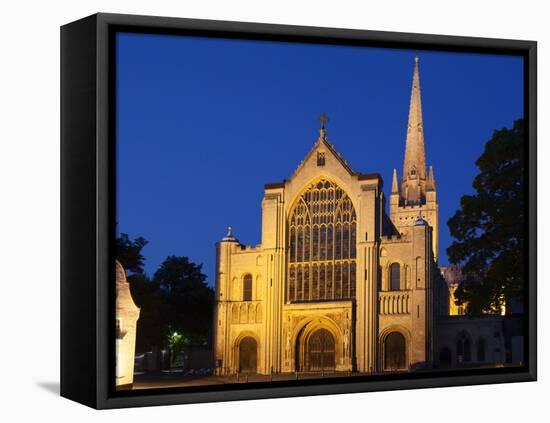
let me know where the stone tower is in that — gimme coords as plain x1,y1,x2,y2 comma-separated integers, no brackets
390,56,439,262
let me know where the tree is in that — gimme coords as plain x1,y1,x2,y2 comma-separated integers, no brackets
127,272,167,352
116,233,148,274
153,256,214,345
447,119,524,316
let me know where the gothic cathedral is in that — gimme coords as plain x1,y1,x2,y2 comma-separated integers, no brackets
214,57,439,375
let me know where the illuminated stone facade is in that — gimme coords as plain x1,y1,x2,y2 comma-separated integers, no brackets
214,57,442,375
115,260,140,388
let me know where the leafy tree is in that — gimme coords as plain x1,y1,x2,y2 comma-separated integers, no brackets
153,256,214,345
127,272,167,351
116,233,148,274
447,119,525,315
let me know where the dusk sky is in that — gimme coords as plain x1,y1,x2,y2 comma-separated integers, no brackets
116,32,523,285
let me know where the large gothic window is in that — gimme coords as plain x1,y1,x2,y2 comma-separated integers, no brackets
287,179,357,302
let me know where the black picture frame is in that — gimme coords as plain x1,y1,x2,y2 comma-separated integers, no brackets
60,12,537,409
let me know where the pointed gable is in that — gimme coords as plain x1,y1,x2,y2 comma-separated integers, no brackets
289,127,356,182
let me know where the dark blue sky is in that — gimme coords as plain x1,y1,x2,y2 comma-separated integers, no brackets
116,32,523,285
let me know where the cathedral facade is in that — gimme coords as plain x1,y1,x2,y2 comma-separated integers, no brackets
213,57,440,375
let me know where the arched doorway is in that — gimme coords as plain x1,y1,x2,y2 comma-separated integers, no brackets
306,328,335,371
439,347,452,367
238,337,257,373
384,332,406,370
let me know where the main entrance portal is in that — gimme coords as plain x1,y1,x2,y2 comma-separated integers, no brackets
306,328,335,371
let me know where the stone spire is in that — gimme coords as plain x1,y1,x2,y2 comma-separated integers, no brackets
427,165,436,191
391,168,399,194
401,56,428,204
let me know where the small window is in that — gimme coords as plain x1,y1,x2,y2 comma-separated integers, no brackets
243,274,253,301
390,263,400,291
477,338,486,362
317,152,325,166
457,333,472,363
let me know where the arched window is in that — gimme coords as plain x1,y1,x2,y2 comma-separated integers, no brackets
287,179,357,302
477,337,486,362
390,263,401,291
384,332,406,370
457,332,472,363
243,274,253,301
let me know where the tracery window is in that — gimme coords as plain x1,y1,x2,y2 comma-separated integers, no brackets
243,274,253,301
287,179,357,302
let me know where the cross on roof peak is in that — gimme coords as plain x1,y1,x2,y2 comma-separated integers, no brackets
319,112,330,129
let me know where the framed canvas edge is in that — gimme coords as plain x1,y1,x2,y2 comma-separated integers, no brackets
60,12,537,410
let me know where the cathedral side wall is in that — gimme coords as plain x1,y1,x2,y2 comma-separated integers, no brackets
215,244,270,374
378,224,433,370
436,317,505,367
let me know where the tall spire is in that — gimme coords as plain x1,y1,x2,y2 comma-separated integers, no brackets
427,165,436,191
401,56,428,204
391,168,399,194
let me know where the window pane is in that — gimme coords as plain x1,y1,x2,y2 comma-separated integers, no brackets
289,227,296,263
313,225,319,261
243,274,253,301
296,266,302,301
335,224,342,259
312,264,319,300
390,263,401,291
320,225,326,261
289,266,295,301
319,264,326,299
303,264,310,301
343,262,349,298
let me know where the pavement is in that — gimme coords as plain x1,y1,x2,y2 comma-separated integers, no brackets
133,370,361,389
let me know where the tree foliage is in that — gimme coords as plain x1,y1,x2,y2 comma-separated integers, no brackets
447,119,525,315
153,256,214,345
116,233,148,274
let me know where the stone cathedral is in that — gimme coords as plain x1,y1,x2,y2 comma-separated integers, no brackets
214,57,440,375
